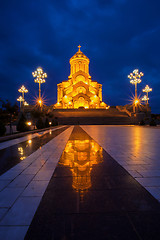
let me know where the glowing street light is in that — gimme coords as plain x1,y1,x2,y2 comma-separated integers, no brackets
32,67,47,103
18,85,28,103
142,85,152,104
24,101,29,106
142,95,149,103
27,121,32,126
17,96,24,108
37,99,43,107
128,69,144,100
134,99,139,105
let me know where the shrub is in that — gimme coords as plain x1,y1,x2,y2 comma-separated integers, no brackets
17,114,29,132
36,117,44,129
150,119,157,126
0,121,6,136
45,118,49,128
52,118,58,126
139,120,145,126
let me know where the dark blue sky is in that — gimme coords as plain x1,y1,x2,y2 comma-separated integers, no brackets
0,0,160,113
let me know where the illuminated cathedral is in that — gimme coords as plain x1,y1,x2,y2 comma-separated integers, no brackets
54,46,109,109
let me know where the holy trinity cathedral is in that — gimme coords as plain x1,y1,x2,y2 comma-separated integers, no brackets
54,46,108,109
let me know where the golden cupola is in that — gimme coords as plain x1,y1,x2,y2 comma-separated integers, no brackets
68,45,91,78
54,46,108,109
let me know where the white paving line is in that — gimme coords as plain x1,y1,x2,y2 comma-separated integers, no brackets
81,125,160,203
0,126,73,240
0,126,65,150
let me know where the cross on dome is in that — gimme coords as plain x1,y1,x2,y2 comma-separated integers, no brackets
78,45,81,52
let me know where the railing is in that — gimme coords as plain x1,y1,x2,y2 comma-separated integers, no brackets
116,106,132,117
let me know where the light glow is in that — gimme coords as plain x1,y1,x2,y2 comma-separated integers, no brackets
142,95,149,102
142,84,152,104
18,85,28,94
143,85,152,93
17,96,24,102
32,67,47,100
24,101,29,106
135,99,139,105
128,69,144,84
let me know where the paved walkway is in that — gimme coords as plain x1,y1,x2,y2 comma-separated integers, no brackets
0,126,73,239
0,125,160,239
0,126,68,175
82,125,160,201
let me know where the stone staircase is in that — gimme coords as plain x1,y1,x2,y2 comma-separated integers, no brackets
58,116,133,125
54,107,133,125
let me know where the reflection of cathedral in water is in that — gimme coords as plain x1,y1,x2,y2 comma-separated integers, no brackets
59,139,103,194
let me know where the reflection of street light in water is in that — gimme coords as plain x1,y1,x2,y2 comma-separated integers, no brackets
18,147,26,160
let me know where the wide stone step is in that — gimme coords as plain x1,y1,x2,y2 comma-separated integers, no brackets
58,117,133,125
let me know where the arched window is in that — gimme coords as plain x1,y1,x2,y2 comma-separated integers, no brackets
75,75,86,83
74,101,78,109
76,87,86,94
78,97,85,107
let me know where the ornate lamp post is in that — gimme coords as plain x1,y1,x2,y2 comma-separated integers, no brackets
142,85,152,105
17,96,24,109
18,85,28,103
24,101,29,106
142,95,149,103
32,67,47,107
128,69,144,113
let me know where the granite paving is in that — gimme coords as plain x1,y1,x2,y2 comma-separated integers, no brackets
1,125,160,239
82,125,160,202
0,126,68,175
25,126,160,240
0,126,73,240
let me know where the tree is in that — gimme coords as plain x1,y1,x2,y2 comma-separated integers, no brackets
52,118,58,126
0,120,6,136
36,117,44,129
150,119,157,126
17,113,29,132
0,99,18,125
45,118,49,128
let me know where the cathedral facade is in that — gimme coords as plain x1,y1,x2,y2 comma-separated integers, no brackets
54,46,108,109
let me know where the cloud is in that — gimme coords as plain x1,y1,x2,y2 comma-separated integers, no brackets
0,0,160,112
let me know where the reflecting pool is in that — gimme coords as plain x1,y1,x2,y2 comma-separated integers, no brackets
59,137,103,195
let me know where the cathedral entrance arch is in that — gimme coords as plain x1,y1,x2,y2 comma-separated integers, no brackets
78,97,85,107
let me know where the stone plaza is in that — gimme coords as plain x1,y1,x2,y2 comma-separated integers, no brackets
0,125,160,239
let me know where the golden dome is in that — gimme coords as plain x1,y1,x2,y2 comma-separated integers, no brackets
70,45,89,63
